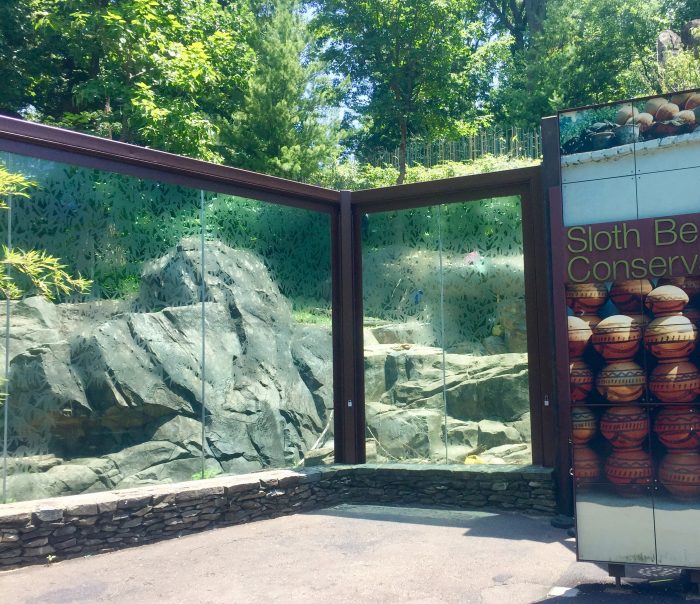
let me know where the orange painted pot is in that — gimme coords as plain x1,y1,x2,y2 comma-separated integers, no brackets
572,405,597,445
596,360,646,403
570,359,594,402
604,447,653,496
610,279,653,312
566,282,608,315
568,316,592,359
654,406,700,450
649,359,700,403
644,314,697,360
600,405,649,449
645,285,689,316
658,450,700,500
573,445,601,485
592,315,642,361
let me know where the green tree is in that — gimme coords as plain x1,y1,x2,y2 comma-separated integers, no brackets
0,164,90,301
313,0,509,183
230,0,341,180
0,0,254,162
496,0,669,126
481,0,546,51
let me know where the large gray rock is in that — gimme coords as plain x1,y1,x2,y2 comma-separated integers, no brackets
4,239,331,500
375,348,529,422
366,402,444,461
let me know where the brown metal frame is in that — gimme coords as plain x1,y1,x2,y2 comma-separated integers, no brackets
0,116,557,476
350,166,556,468
539,116,573,515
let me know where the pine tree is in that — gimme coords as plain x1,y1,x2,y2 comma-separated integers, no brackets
230,0,341,181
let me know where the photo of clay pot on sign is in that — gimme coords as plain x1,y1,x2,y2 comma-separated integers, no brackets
567,277,700,501
559,92,700,155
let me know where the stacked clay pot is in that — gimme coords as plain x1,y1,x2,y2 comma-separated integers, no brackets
567,280,700,500
567,313,600,487
567,280,654,495
645,285,700,499
645,286,700,404
592,302,652,495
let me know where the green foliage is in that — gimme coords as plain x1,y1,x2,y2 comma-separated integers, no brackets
495,0,669,125
0,164,91,301
313,0,510,180
659,49,700,91
230,0,342,181
4,0,254,161
317,155,539,190
191,468,222,480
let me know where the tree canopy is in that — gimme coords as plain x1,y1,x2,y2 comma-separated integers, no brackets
1,0,699,184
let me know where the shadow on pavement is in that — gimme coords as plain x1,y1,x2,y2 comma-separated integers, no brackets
310,503,573,547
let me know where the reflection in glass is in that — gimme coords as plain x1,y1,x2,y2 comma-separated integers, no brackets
202,193,333,475
0,153,333,504
362,198,531,465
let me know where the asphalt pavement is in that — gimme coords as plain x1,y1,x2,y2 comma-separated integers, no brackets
0,504,698,603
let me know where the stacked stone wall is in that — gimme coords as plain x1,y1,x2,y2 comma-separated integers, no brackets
0,464,555,569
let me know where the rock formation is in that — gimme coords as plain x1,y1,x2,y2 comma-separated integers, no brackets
1,239,531,502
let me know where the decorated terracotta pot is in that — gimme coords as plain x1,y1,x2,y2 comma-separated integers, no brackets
649,359,700,403
600,405,649,449
610,279,653,312
566,282,608,314
654,406,700,450
658,450,700,500
604,447,653,496
573,444,601,485
570,359,594,401
596,360,646,403
572,405,597,445
592,315,642,361
645,285,689,316
644,314,697,360
568,316,592,359
660,276,700,303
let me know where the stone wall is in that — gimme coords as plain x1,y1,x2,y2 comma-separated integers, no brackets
0,464,555,569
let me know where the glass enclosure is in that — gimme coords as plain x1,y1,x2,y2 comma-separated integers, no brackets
361,197,531,465
0,151,333,503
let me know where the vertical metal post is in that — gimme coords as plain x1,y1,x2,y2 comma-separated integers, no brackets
332,190,365,464
541,115,574,517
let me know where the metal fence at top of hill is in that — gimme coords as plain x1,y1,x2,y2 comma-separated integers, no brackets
365,126,542,168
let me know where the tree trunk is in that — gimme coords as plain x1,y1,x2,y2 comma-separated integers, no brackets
397,116,407,185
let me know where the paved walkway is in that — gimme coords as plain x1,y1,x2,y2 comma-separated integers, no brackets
0,505,696,603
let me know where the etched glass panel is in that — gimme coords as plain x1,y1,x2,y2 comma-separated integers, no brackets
0,154,206,503
202,192,333,476
362,206,445,463
362,197,530,465
440,198,531,465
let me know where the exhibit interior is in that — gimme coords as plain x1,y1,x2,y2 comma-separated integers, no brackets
2,88,700,580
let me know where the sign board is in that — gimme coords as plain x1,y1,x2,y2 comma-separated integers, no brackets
554,90,700,568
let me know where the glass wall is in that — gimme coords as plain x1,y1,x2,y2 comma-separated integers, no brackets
0,152,333,503
362,197,531,465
